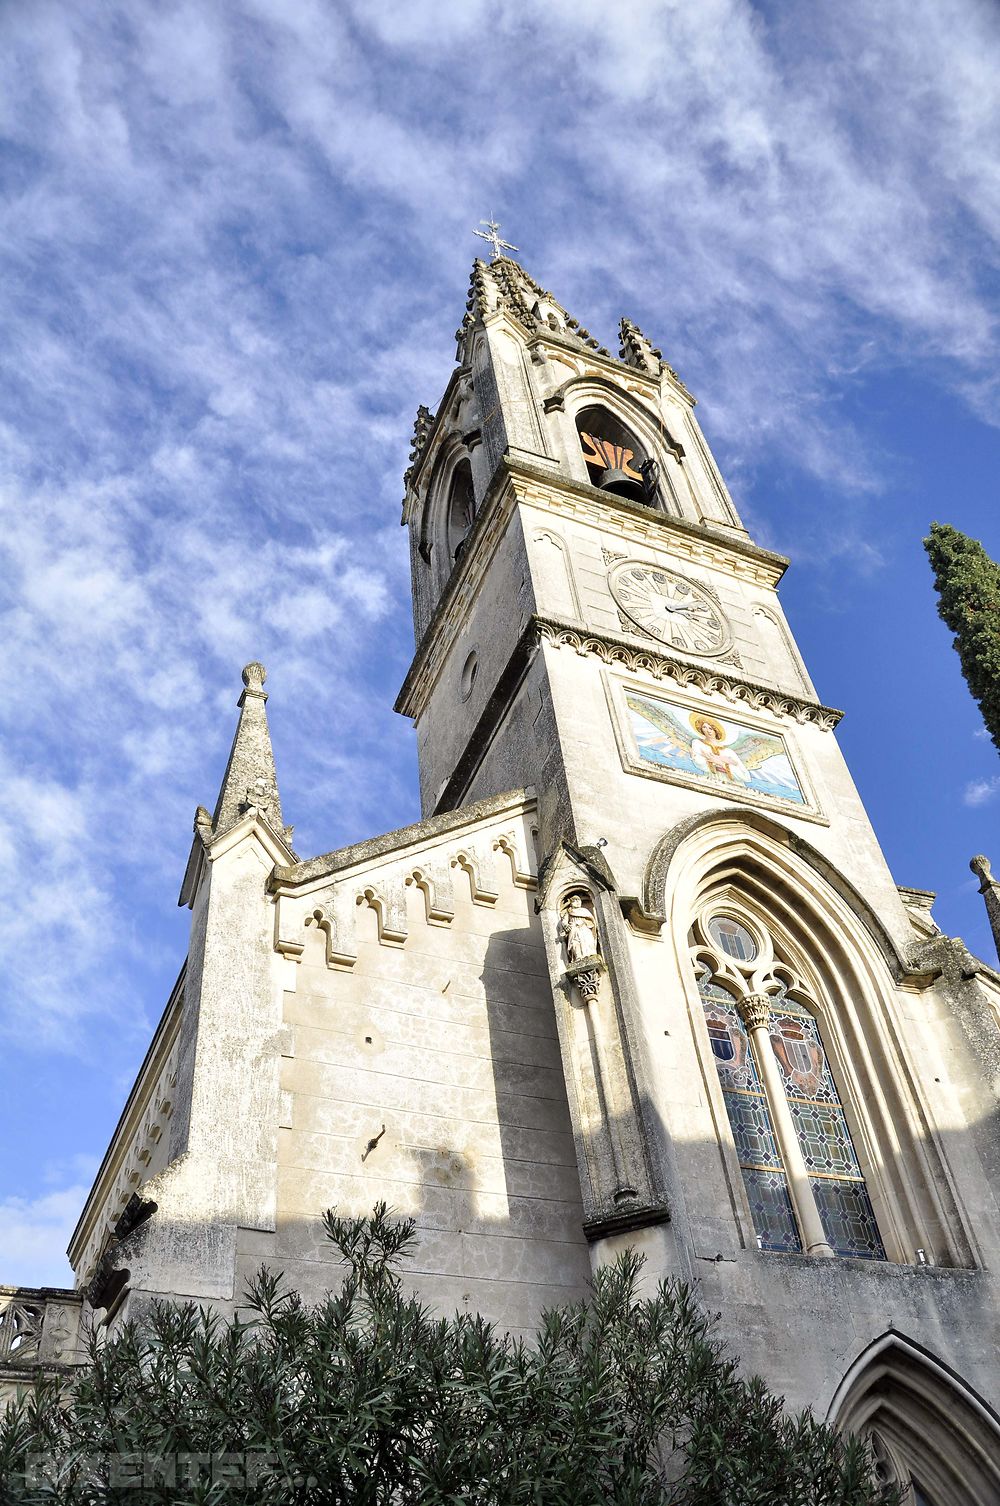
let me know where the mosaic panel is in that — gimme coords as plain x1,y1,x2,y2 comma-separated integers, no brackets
626,691,807,805
787,1102,863,1178
768,1004,839,1103
743,1169,803,1254
769,1000,885,1260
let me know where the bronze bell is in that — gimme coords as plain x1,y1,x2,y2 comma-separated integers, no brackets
597,465,645,501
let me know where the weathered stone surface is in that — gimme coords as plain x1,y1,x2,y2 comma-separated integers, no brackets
12,255,1000,1495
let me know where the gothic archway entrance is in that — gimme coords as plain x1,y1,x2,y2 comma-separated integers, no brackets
829,1333,1000,1506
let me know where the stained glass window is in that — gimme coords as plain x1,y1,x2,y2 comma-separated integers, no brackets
698,974,801,1253
707,916,757,963
768,1000,886,1260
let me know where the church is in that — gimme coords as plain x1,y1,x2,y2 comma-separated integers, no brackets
3,248,1000,1503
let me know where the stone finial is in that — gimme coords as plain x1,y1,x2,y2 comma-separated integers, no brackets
242,661,267,695
403,404,436,488
618,316,662,374
211,660,287,841
971,854,1000,965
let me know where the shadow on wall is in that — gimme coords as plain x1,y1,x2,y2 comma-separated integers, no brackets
10,893,1000,1504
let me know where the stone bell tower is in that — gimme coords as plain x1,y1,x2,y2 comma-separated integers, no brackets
397,253,822,851
395,250,1000,1492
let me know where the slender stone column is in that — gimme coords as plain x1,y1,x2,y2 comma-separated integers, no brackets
737,992,835,1259
971,855,1000,966
566,956,637,1203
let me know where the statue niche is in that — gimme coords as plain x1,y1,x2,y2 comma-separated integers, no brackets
558,890,600,964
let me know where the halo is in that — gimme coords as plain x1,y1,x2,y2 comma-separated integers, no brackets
689,711,726,742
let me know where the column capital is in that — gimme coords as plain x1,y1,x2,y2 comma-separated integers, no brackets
737,992,772,1032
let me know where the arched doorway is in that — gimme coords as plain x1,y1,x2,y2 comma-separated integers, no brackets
830,1332,1000,1506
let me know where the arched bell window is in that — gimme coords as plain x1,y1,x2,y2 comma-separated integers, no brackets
692,912,885,1261
445,460,476,564
575,404,659,508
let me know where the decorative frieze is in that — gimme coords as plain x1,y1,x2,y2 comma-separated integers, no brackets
540,617,841,730
273,803,539,968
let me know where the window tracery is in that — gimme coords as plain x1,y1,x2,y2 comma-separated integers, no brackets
692,912,885,1261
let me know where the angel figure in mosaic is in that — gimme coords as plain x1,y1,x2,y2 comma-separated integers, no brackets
681,711,788,789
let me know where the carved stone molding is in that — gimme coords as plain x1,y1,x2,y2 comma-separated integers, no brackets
537,616,842,731
565,954,605,1002
0,1295,42,1364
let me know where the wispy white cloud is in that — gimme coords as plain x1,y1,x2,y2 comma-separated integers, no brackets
964,775,1000,807
0,1158,98,1286
0,0,996,1076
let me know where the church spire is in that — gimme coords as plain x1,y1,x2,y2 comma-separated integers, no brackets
456,256,612,360
211,662,290,843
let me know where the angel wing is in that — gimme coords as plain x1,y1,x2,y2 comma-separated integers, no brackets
628,695,696,750
730,731,786,770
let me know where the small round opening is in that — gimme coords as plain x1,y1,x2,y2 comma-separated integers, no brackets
707,915,757,963
459,650,479,700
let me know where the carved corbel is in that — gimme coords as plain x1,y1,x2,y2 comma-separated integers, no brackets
493,832,536,890
451,847,499,905
565,954,606,1002
302,894,357,969
357,884,408,946
405,864,455,925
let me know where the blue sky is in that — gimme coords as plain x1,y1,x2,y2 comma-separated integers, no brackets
1,0,998,1285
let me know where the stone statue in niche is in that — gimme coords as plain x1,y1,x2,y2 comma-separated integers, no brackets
559,892,600,963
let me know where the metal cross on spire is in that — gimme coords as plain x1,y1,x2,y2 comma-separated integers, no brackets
473,217,518,261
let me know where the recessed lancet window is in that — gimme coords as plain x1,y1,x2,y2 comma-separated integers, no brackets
446,460,476,564
575,404,658,508
698,973,802,1253
694,915,886,1262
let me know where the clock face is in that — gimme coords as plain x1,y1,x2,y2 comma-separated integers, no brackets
609,561,732,655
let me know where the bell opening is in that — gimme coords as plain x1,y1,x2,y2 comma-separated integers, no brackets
576,403,659,509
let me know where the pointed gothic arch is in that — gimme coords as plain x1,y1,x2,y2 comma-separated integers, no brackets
829,1332,1000,1506
645,810,975,1267
417,438,478,593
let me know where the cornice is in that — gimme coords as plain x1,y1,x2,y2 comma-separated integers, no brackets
511,457,785,569
396,456,790,721
512,466,784,583
270,787,536,893
67,966,185,1271
534,615,843,730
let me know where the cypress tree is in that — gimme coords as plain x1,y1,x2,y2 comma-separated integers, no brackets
924,522,1000,754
